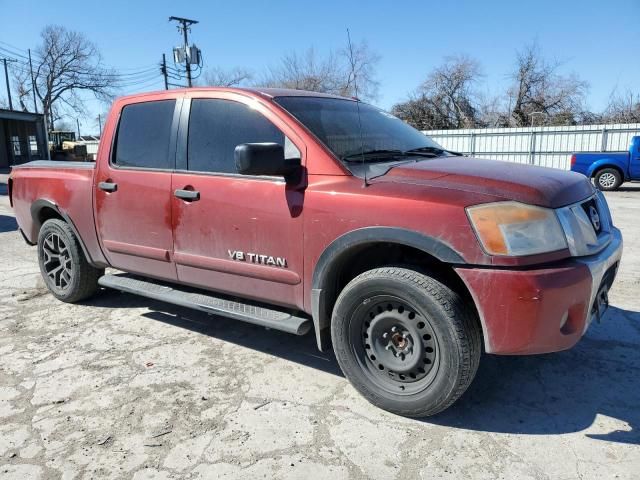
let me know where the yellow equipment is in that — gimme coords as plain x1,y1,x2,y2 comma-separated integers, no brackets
49,131,88,161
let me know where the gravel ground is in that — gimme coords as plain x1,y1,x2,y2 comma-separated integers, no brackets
0,176,638,479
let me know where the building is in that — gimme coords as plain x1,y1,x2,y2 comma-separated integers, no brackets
0,109,48,168
79,135,100,160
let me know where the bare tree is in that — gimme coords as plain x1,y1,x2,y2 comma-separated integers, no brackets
262,40,380,101
203,66,253,87
11,67,33,112
392,55,483,130
18,25,118,130
422,55,482,128
391,94,441,130
476,93,510,128
339,40,380,100
601,88,640,124
509,43,588,126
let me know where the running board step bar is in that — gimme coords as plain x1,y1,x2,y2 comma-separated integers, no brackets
98,274,312,335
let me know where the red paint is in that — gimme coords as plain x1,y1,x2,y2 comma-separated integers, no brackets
9,87,612,355
456,264,593,354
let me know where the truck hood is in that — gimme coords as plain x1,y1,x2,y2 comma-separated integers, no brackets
373,156,595,208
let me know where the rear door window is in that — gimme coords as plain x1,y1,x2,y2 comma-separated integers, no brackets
187,98,298,174
113,100,176,169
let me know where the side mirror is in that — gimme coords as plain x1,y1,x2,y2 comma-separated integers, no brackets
234,143,301,180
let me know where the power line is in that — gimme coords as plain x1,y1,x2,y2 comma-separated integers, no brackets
0,48,160,84
0,40,161,79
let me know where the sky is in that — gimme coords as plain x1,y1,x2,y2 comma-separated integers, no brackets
1,0,639,134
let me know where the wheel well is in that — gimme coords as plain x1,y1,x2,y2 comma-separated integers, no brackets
316,242,481,350
593,165,623,180
35,206,65,231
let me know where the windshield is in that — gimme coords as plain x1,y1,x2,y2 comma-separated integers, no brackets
273,96,443,162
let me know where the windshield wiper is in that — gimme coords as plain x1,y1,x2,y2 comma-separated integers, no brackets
341,146,453,163
405,146,463,157
341,149,406,163
403,146,446,156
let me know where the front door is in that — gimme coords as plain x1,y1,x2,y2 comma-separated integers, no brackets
95,98,180,281
171,95,305,309
629,138,640,179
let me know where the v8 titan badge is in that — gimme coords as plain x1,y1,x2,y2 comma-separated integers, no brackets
228,250,287,268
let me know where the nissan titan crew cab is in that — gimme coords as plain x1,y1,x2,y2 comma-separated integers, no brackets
9,88,623,417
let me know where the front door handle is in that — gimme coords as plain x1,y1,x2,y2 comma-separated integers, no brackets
98,181,118,192
174,189,200,201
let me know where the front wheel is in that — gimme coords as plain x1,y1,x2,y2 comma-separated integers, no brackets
594,168,622,191
331,267,481,417
37,219,103,303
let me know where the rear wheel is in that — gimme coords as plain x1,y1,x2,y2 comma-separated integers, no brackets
37,219,103,302
595,168,622,191
331,267,481,417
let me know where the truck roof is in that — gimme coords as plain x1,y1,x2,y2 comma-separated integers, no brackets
116,87,354,103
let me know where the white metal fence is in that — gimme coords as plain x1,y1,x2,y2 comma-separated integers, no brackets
423,123,640,170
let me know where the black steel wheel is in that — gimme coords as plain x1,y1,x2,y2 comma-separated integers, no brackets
37,219,103,303
331,267,481,417
354,295,440,395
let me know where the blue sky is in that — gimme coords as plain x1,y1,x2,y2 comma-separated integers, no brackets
1,0,639,132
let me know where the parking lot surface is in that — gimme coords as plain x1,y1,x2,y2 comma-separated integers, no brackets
1,178,639,479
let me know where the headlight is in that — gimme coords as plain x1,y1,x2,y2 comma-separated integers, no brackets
466,202,568,256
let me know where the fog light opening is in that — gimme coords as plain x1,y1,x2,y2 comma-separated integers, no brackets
559,312,569,330
560,309,579,335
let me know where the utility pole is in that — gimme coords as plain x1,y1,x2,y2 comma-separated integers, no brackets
169,16,199,87
161,54,169,90
28,49,38,113
97,114,102,136
27,48,38,113
1,57,17,111
76,118,81,139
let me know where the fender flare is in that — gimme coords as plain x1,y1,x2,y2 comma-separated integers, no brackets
30,199,105,268
587,160,626,180
310,226,465,351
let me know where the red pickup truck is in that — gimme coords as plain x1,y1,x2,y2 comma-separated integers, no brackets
9,88,622,417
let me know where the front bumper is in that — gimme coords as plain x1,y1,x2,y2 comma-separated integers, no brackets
456,227,623,355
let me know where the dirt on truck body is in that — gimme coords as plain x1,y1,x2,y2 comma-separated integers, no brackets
9,87,623,416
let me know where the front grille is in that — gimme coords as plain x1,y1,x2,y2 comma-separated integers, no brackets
556,192,612,257
580,198,602,234
602,263,618,291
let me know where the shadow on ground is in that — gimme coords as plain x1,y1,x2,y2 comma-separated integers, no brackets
611,183,640,192
432,306,640,446
0,214,17,232
86,289,640,444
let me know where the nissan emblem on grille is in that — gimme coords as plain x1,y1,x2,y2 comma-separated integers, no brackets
589,205,601,231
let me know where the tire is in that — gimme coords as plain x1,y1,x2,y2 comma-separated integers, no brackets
37,219,103,303
594,168,622,191
331,267,481,417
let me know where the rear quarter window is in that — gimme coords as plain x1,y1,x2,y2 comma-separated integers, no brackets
113,100,176,169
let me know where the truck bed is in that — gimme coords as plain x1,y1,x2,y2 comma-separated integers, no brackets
10,160,107,266
571,151,628,177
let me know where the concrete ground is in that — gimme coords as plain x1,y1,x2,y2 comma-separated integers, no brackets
0,176,638,480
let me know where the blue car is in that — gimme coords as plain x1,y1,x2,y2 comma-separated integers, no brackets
571,135,640,191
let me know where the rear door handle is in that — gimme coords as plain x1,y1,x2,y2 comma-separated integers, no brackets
174,189,200,201
98,181,117,192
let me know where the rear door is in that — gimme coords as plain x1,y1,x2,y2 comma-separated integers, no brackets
95,98,181,280
171,94,306,309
